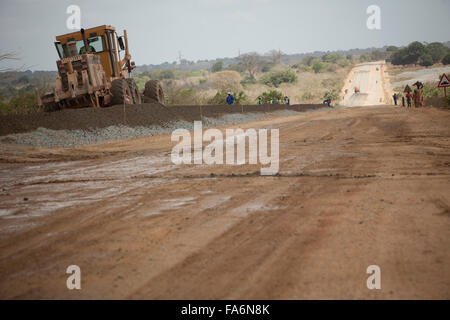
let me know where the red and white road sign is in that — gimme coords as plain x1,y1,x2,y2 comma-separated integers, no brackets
438,73,450,88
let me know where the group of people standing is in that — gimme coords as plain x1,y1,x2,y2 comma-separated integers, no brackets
226,92,291,105
257,96,290,105
392,89,424,108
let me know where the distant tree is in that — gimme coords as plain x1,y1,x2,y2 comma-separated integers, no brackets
302,56,316,66
426,42,448,64
442,53,450,65
386,46,398,52
227,63,245,73
391,42,426,65
152,69,175,80
359,53,370,62
404,41,426,64
15,75,30,84
418,54,433,67
346,54,353,61
211,61,223,73
267,49,283,64
239,53,261,78
370,50,385,61
322,54,340,63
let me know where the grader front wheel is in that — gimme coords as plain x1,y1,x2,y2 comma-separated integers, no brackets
126,78,142,104
144,80,165,105
111,79,133,105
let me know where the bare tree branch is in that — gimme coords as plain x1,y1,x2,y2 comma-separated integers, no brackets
0,51,22,72
266,49,284,64
239,52,261,78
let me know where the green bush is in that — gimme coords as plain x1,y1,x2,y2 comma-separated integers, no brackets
152,69,175,80
338,59,350,68
302,56,317,66
240,76,257,86
260,90,283,104
326,63,338,72
261,62,275,73
166,87,200,105
227,63,245,73
322,54,340,63
323,90,340,101
208,90,248,105
292,63,310,72
312,61,324,73
422,84,440,98
0,92,38,115
234,91,248,104
260,70,298,87
211,61,223,73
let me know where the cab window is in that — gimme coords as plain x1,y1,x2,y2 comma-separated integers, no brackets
56,35,106,57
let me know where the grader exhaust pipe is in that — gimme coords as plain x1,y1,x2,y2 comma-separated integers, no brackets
80,28,90,53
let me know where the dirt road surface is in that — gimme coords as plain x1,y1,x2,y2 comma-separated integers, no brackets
0,105,449,299
342,61,390,107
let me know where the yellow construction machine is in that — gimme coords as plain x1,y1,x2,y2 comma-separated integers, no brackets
36,25,165,111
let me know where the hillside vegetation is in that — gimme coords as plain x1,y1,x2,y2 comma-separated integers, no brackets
0,41,449,114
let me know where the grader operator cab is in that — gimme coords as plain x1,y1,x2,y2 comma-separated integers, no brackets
37,25,165,111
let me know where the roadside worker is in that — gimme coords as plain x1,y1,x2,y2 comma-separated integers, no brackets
284,96,290,105
323,98,331,107
226,92,234,105
257,96,262,105
393,93,398,105
406,92,412,108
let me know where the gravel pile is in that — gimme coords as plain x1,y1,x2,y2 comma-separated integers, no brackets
0,103,325,148
0,112,290,148
0,122,191,148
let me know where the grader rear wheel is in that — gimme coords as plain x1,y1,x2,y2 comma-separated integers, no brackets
111,79,133,105
144,80,165,105
126,78,142,104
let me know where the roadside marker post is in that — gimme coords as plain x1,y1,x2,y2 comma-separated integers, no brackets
437,73,450,97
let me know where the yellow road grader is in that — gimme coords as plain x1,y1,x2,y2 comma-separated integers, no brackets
36,25,165,111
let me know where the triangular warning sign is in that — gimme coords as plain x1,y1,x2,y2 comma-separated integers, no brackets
438,73,450,88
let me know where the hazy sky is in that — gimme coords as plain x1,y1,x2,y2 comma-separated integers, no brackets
1,0,449,70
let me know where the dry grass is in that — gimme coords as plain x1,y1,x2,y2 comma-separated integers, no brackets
160,64,352,105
